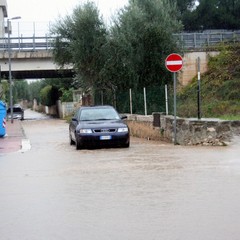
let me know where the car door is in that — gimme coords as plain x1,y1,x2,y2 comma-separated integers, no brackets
69,109,80,141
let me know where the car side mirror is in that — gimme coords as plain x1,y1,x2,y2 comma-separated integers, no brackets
120,115,127,120
72,117,78,122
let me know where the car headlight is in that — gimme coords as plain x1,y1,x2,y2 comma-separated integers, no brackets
79,129,92,134
118,127,128,133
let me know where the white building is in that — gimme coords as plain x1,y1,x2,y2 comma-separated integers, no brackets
0,0,7,38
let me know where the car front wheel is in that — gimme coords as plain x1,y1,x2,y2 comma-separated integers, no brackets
69,133,74,146
122,142,130,148
75,135,82,150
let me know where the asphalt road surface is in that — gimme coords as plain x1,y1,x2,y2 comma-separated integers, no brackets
1,109,240,240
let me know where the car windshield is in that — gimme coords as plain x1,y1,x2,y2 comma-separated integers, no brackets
13,107,23,112
7,107,23,113
80,108,120,121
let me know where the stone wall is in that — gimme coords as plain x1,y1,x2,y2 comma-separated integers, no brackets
127,113,240,146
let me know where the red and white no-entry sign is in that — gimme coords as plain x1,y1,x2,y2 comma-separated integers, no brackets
165,53,183,72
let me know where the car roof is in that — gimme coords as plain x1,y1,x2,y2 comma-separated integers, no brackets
80,105,115,110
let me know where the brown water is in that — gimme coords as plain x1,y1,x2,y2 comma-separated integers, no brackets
0,117,240,240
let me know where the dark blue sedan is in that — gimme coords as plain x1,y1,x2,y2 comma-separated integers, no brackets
69,105,130,150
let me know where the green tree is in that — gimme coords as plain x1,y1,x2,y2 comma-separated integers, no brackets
51,0,182,90
40,85,59,106
175,0,196,14
181,0,240,30
59,88,73,102
28,80,42,103
13,81,30,104
1,79,31,105
51,0,182,113
0,80,9,103
51,1,107,91
28,78,75,106
101,0,182,90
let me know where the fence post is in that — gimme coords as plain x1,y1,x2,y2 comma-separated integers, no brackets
181,33,184,49
194,33,197,48
45,34,48,50
18,22,20,52
33,34,36,51
113,88,117,109
101,90,104,105
144,87,147,116
20,34,23,51
129,88,133,114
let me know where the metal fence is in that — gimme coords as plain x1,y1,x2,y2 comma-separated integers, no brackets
0,21,52,38
0,36,55,51
94,85,173,115
1,22,240,52
1,20,240,51
173,30,240,49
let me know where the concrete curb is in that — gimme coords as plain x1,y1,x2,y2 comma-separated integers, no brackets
0,120,31,154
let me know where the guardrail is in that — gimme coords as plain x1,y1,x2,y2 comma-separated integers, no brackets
0,30,240,52
173,31,240,49
0,36,55,51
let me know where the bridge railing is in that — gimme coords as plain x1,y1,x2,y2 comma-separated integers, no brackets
173,30,240,49
0,30,240,52
0,36,55,51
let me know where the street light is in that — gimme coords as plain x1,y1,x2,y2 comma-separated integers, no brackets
7,16,21,123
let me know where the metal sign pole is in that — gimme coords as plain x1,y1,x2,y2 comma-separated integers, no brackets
165,53,183,145
165,84,169,115
173,72,177,145
7,19,14,124
197,57,201,120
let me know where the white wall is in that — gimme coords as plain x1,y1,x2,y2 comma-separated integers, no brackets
0,0,7,38
179,51,220,86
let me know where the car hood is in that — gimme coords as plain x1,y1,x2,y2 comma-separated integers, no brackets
78,119,128,129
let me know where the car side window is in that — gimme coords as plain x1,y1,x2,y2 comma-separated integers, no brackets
73,109,79,120
77,109,82,120
13,107,22,112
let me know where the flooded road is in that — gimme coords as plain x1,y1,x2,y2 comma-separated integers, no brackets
1,112,240,240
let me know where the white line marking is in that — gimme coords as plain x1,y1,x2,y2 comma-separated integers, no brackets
166,60,183,65
20,139,31,153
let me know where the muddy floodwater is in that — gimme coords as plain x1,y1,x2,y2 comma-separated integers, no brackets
1,113,240,240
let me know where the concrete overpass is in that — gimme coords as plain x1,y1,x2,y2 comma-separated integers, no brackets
0,36,74,79
0,1,73,79
0,49,74,79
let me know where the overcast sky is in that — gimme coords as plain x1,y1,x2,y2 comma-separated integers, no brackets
7,0,129,22
6,0,129,36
